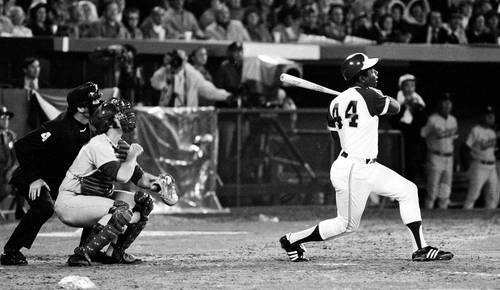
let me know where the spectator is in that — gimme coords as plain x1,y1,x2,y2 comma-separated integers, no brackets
88,0,129,38
352,11,377,40
300,5,321,35
18,57,41,90
227,0,245,22
413,10,449,43
463,105,499,209
373,13,400,43
315,0,332,25
446,12,468,44
79,1,98,23
371,0,389,27
274,0,300,19
214,42,245,181
27,3,55,36
389,0,408,35
404,0,430,27
0,105,17,208
458,0,473,30
485,10,500,43
323,4,347,41
188,46,212,82
475,0,493,16
123,7,143,39
394,74,426,182
49,0,70,29
198,0,224,30
150,49,231,107
0,0,14,35
205,5,251,42
272,6,301,42
243,7,272,42
256,0,276,29
420,94,458,209
8,6,33,37
163,0,204,39
140,6,169,40
115,0,126,22
466,14,494,43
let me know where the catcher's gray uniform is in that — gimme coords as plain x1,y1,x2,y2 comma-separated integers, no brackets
55,134,140,227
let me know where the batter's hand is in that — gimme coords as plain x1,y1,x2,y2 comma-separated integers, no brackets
29,179,50,200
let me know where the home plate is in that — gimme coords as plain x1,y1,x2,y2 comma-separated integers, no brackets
39,229,248,238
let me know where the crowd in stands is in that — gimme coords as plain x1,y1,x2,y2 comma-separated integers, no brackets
0,0,499,44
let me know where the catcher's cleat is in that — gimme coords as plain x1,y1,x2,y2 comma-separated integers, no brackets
0,250,28,266
67,253,91,267
91,251,116,264
412,246,454,262
102,250,143,264
279,234,309,262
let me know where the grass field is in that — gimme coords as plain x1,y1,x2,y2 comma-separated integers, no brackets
1,206,499,289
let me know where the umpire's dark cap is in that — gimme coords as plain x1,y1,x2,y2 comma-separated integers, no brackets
67,82,101,109
0,105,14,118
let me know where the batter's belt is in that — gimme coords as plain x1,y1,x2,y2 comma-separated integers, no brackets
340,151,377,164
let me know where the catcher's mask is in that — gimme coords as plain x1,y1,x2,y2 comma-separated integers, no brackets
90,98,136,134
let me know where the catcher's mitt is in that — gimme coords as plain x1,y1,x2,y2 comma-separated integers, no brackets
151,174,178,206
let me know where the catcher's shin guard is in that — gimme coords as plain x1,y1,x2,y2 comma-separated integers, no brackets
73,205,132,264
111,220,147,263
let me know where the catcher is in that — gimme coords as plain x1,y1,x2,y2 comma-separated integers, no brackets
55,98,177,266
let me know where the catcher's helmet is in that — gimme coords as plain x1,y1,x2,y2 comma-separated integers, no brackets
90,98,136,134
341,53,379,81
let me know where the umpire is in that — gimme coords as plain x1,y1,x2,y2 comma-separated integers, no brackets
0,82,102,265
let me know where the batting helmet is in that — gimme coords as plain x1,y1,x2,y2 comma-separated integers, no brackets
341,53,379,81
90,98,136,134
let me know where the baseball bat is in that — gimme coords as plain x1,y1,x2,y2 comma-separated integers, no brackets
280,73,340,96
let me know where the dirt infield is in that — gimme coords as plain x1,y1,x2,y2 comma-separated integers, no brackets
1,206,499,289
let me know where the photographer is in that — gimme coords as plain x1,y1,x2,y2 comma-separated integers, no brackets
150,49,231,107
89,44,144,104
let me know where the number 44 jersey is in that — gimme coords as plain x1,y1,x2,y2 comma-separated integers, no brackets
327,87,390,159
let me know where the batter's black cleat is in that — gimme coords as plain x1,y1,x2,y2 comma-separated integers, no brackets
67,253,91,267
279,234,309,262
103,249,142,264
412,246,454,262
0,250,28,266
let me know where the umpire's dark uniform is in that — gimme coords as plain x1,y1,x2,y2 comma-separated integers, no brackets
3,112,91,254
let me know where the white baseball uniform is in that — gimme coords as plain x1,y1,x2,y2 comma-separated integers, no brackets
318,86,422,239
464,125,499,209
55,134,138,227
420,113,458,209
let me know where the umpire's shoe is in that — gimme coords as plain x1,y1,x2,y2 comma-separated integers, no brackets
412,246,454,262
279,234,309,262
0,250,28,266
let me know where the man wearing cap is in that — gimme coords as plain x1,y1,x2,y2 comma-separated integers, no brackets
462,106,499,209
0,106,17,207
0,82,104,265
279,53,453,262
150,49,231,107
420,94,458,209
395,73,426,181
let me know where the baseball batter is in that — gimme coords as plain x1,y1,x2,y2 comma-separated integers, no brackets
279,53,453,262
420,95,458,209
463,106,499,209
55,98,175,266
